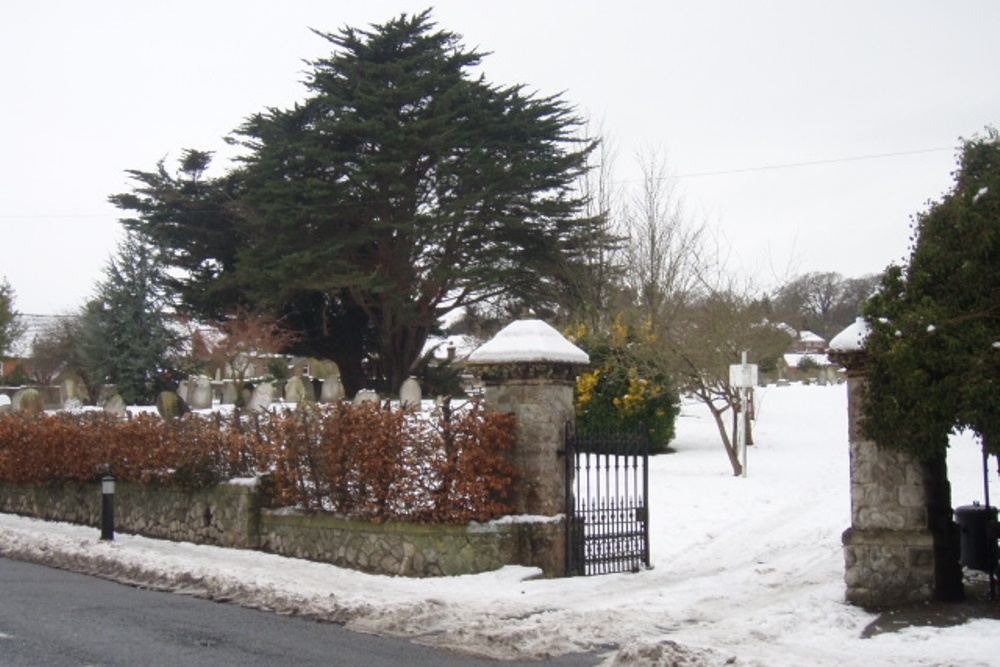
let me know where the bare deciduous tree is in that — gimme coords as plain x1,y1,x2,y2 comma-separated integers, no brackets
667,283,793,475
771,271,880,338
199,308,302,385
27,315,79,385
623,147,708,327
565,124,628,330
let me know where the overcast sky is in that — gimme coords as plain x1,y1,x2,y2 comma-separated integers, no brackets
2,1,997,315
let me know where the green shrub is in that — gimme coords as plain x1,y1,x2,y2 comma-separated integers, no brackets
570,316,679,453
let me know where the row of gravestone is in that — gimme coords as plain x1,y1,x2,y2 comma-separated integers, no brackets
168,375,424,414
174,374,347,411
0,378,128,418
0,374,425,420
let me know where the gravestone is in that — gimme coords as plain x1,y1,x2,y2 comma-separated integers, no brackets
96,385,118,407
59,377,89,408
399,377,422,408
283,376,307,403
189,377,213,410
320,375,345,402
12,388,44,415
156,391,189,419
221,381,239,405
353,389,379,405
247,382,275,412
103,394,127,418
176,379,192,405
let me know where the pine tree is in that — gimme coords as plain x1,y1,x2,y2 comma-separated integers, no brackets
0,279,25,363
111,11,609,394
77,233,179,404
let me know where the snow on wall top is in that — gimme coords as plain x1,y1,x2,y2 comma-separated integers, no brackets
467,319,589,365
829,317,870,352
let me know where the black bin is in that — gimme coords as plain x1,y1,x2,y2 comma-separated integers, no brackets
955,503,998,572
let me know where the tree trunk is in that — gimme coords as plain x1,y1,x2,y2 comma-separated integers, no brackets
380,319,431,396
706,399,742,476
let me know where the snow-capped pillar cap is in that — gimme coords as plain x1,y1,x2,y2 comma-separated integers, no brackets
828,317,871,373
466,319,589,382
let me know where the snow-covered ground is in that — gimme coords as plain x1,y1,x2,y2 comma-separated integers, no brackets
1,383,997,666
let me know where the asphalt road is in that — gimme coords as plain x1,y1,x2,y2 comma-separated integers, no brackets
0,557,599,667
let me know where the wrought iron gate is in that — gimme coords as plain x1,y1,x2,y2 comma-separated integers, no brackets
564,423,650,576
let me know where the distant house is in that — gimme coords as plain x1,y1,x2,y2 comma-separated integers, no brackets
779,329,841,384
793,330,826,354
3,313,71,382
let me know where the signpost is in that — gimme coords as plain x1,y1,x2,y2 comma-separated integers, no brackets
729,352,758,479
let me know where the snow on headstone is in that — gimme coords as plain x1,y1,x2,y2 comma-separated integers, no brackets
467,319,589,365
354,389,379,405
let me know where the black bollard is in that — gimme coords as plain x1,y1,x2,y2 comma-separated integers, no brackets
100,476,115,541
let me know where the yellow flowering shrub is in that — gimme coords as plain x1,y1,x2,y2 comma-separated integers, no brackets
571,314,679,452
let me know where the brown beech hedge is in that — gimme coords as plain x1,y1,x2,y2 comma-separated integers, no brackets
0,401,519,524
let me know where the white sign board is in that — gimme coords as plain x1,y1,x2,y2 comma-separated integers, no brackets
729,363,758,388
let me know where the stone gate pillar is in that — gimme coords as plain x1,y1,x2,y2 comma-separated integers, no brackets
466,319,589,517
829,319,963,607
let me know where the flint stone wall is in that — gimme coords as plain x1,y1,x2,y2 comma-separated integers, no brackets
260,511,563,577
0,481,260,549
0,481,563,577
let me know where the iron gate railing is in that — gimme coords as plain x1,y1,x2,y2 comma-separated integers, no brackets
564,423,650,576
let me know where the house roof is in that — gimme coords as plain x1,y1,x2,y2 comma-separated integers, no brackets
783,352,831,368
798,330,826,344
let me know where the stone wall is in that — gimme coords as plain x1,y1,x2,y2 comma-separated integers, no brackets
0,480,260,549
0,481,563,577
260,512,564,577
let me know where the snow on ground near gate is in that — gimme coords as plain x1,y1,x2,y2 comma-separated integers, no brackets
1,384,998,666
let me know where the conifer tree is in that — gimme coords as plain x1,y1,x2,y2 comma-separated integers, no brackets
0,279,25,363
863,129,1000,458
77,233,179,404
111,11,607,393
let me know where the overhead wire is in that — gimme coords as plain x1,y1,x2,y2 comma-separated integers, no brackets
0,145,957,220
